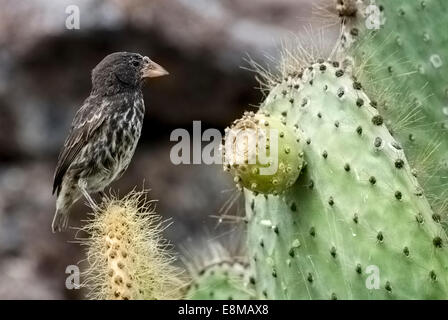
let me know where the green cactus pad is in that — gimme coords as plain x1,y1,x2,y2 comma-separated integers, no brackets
223,112,304,194
242,61,448,299
186,261,256,300
339,0,448,222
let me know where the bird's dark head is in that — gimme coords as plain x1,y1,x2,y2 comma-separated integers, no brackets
91,52,169,94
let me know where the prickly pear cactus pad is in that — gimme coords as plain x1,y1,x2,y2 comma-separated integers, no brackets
223,112,304,194
242,60,448,299
337,0,448,220
186,261,257,300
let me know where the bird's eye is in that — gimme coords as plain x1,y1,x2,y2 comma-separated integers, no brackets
132,61,140,67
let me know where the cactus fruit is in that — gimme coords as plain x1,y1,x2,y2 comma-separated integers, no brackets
79,192,184,300
186,260,256,300
337,0,448,222
227,58,448,299
223,112,304,194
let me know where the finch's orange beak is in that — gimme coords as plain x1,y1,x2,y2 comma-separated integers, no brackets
141,57,169,78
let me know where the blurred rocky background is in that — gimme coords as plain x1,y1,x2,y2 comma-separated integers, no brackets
0,0,338,299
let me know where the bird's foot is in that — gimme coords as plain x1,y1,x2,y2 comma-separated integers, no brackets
78,179,100,211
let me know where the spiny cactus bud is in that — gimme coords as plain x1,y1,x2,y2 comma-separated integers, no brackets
222,111,304,194
183,241,256,300
78,191,184,300
186,261,256,300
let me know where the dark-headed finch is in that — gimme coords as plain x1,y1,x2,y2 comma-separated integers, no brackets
52,52,168,232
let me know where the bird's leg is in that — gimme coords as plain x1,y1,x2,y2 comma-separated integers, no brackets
98,191,107,204
78,179,99,211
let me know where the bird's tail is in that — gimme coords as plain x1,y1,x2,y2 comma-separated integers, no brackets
51,209,69,233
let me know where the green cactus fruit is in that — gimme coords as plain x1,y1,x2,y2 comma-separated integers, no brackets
241,60,448,299
338,0,448,223
186,261,257,300
223,111,304,194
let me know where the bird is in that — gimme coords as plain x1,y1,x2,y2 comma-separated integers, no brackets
51,52,168,232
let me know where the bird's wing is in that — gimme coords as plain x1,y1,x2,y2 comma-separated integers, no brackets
52,97,107,195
